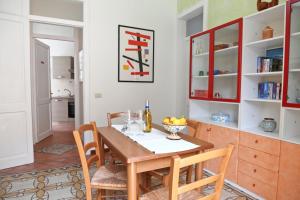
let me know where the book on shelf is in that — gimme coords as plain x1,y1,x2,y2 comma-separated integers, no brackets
258,82,281,100
256,57,282,73
256,48,283,73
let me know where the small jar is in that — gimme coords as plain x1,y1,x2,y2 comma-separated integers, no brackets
262,26,274,39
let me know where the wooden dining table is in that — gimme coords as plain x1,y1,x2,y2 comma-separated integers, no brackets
97,124,214,200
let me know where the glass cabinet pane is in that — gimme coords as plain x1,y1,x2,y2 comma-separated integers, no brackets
190,33,210,99
287,1,300,105
213,23,240,100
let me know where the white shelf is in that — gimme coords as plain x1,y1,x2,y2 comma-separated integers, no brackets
244,4,285,22
290,68,300,72
194,46,238,57
194,52,209,57
215,46,238,56
241,127,280,140
291,32,300,38
193,73,237,79
245,35,284,49
214,73,237,78
243,71,282,77
282,136,300,145
193,99,240,105
196,117,239,130
192,75,208,78
244,99,281,103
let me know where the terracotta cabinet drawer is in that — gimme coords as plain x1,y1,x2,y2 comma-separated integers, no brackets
238,145,279,172
238,172,277,200
238,159,278,187
240,131,281,156
277,142,300,200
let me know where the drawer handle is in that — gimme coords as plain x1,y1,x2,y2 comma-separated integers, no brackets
254,155,257,158
252,183,256,187
253,169,257,173
255,140,258,144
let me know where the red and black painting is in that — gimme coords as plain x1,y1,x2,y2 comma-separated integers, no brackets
118,25,154,82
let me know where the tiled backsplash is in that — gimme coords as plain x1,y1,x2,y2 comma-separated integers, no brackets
51,79,74,97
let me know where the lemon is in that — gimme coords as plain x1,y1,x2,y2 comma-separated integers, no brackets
170,117,177,123
179,118,187,125
163,118,170,124
173,119,181,125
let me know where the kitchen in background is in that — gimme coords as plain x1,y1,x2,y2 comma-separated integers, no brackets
38,39,76,129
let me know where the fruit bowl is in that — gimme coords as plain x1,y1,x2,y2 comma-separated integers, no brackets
162,123,187,140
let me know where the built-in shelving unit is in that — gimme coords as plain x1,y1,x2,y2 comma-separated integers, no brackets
240,4,285,139
283,0,300,108
189,3,300,145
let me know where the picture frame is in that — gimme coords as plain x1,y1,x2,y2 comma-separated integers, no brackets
118,25,155,83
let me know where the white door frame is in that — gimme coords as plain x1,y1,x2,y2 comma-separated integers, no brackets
29,1,90,145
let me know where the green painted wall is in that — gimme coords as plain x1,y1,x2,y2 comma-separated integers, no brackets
178,0,286,29
177,0,201,13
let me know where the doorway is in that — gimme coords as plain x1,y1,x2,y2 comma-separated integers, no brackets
30,22,83,169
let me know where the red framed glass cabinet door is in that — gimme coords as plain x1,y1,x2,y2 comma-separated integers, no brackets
283,0,300,108
189,30,213,100
211,18,243,103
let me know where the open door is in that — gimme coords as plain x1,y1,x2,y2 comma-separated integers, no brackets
33,39,52,142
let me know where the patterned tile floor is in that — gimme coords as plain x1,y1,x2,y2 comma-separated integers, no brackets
0,122,80,176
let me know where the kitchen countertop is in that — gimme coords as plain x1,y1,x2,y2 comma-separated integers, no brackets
52,96,74,100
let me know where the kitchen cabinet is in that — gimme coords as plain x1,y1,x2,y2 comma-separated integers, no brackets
51,98,69,121
52,56,74,79
197,122,239,182
277,141,300,200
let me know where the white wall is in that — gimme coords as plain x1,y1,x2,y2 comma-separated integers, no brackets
30,0,83,21
38,39,75,97
87,0,177,126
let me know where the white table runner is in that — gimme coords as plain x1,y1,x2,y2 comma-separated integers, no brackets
112,125,199,154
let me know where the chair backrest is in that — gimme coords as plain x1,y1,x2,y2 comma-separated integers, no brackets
169,144,234,200
186,119,200,138
107,112,126,126
73,122,103,199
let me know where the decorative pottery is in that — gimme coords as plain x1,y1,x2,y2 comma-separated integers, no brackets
257,0,278,11
262,26,274,39
259,118,277,132
163,123,186,140
257,1,268,11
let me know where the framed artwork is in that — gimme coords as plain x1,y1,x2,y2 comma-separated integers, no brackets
118,25,155,83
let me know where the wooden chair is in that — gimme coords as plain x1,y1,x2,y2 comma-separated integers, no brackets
107,112,140,127
140,144,234,200
146,119,201,186
73,122,127,200
107,112,126,127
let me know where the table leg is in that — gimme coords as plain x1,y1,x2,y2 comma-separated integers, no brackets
127,162,137,200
